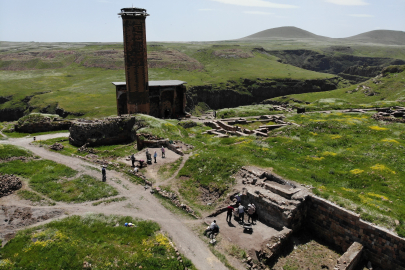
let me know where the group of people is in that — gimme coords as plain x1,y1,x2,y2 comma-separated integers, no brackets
130,146,166,168
226,201,256,224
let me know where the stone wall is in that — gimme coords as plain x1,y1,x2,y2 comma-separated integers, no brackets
69,116,136,147
307,195,405,270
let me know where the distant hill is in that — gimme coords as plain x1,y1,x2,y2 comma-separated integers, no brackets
344,30,405,45
241,27,405,45
242,26,329,40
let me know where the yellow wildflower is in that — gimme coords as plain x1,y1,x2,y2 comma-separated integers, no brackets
369,126,388,131
381,138,399,144
368,192,389,201
329,135,342,140
350,169,364,175
370,164,396,174
322,151,337,156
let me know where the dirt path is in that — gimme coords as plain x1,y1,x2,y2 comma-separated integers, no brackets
0,134,228,270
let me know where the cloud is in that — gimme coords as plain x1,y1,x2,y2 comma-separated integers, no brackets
244,11,275,15
209,0,298,8
349,14,374,17
325,0,369,5
199,9,214,11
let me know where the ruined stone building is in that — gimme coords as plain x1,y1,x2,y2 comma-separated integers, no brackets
113,8,187,118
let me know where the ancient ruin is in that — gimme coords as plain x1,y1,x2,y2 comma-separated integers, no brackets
69,116,136,147
203,115,295,138
207,166,405,270
114,8,187,118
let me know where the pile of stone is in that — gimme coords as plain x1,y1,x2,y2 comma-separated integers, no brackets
0,174,22,197
78,143,97,154
154,187,199,219
49,143,64,151
269,105,293,112
372,107,405,123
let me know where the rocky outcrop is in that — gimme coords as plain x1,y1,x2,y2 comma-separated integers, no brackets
187,77,341,110
69,116,136,147
258,48,405,83
14,113,72,133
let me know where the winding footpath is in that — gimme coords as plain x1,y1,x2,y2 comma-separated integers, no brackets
0,134,228,270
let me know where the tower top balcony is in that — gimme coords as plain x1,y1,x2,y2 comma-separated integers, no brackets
118,7,149,17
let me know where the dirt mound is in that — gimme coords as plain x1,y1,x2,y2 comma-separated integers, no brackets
0,174,22,198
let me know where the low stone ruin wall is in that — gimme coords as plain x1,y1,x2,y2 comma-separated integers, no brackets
69,116,136,147
307,195,405,270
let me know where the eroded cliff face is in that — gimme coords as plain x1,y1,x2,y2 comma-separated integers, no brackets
257,48,405,83
187,77,343,110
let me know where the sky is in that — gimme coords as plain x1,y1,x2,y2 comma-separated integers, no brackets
0,0,404,42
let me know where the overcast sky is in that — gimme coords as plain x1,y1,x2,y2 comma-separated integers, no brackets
0,0,404,42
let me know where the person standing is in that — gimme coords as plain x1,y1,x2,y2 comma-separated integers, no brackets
161,146,165,158
153,151,157,163
226,205,234,222
102,166,106,182
131,153,135,167
247,203,256,224
238,203,245,223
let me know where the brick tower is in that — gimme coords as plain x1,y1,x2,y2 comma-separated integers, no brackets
118,8,150,114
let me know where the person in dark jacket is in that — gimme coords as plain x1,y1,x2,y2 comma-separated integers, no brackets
226,205,234,222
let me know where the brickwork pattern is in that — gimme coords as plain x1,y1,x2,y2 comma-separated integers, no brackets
307,196,405,270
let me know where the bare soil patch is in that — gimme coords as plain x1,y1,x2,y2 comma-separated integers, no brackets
270,231,341,270
148,50,204,71
212,49,254,59
0,205,64,245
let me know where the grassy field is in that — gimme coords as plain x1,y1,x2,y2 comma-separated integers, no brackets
0,145,118,202
0,214,195,270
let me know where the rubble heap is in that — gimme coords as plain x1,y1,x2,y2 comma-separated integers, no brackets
0,174,22,197
154,187,199,219
49,143,64,151
372,106,405,123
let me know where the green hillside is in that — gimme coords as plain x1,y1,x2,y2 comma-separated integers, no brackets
0,42,334,119
269,65,405,110
1,41,405,120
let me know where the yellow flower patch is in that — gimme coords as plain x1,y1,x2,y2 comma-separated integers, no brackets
350,169,364,175
329,135,342,140
310,119,326,122
318,186,326,191
368,192,389,201
155,233,172,250
369,126,388,131
381,138,399,144
370,164,396,174
306,156,325,161
342,187,355,192
309,132,318,136
322,151,337,156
